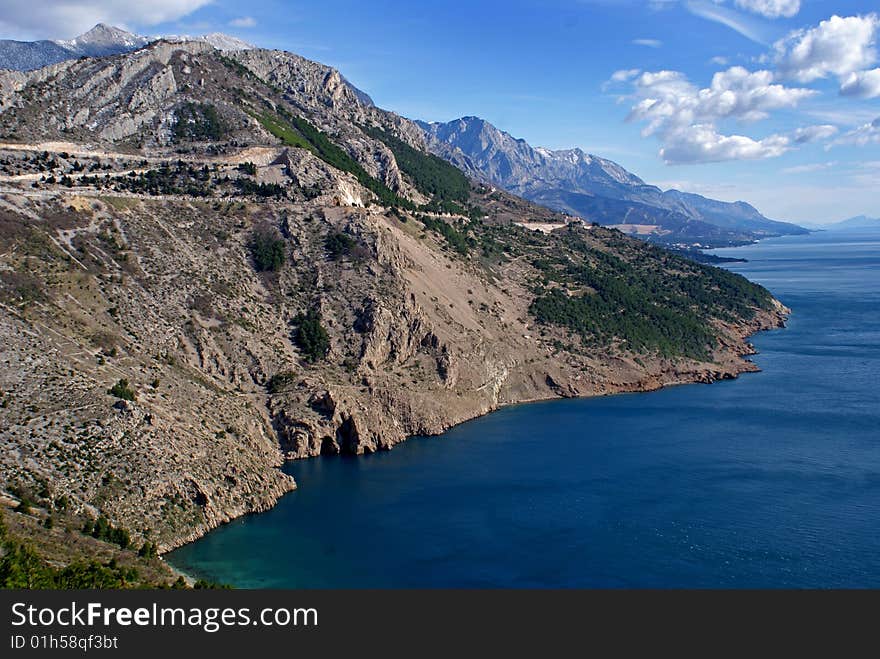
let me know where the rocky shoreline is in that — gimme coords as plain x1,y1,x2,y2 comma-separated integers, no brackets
0,183,790,557
161,299,788,554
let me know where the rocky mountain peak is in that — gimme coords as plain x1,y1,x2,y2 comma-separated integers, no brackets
55,23,151,55
421,115,806,245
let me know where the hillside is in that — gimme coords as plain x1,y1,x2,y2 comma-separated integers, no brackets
420,116,807,247
0,40,786,569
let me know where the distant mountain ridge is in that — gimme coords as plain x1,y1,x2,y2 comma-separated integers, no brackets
420,116,807,247
1,25,804,248
0,23,251,72
824,215,880,230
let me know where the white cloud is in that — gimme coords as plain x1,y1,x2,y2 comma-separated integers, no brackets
627,67,814,133
831,117,880,147
700,67,815,121
659,123,833,164
610,69,642,83
0,0,213,39
622,66,820,164
790,124,838,143
229,16,256,29
774,14,879,83
804,107,880,127
679,1,798,43
603,68,641,91
781,161,837,174
684,1,769,44
660,124,791,164
839,68,880,99
733,0,800,19
711,56,730,66
633,38,662,48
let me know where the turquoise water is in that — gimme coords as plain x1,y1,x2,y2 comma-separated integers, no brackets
169,228,880,588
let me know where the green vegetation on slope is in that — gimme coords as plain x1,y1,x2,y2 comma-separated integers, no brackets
361,124,489,219
325,231,369,261
360,124,470,203
294,310,331,362
98,162,214,197
249,227,286,272
172,102,225,142
0,509,232,589
253,109,410,208
527,230,772,359
0,511,158,589
81,515,132,549
108,378,136,402
416,213,473,255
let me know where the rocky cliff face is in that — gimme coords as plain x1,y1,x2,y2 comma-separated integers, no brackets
0,41,787,553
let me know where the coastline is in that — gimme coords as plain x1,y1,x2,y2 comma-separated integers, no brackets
162,295,790,559
0,177,793,559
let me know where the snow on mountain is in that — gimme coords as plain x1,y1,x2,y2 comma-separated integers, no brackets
166,33,255,52
0,24,253,72
54,23,151,55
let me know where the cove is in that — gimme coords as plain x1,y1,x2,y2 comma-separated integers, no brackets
168,228,880,588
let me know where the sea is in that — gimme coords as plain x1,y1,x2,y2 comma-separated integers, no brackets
168,227,880,588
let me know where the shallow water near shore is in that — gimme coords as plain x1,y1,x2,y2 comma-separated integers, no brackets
169,228,880,588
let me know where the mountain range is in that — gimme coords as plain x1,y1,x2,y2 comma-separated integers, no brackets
420,116,808,247
0,23,251,72
1,24,810,247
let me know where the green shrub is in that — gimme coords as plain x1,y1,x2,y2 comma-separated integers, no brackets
294,310,330,362
0,511,141,589
417,214,471,255
525,231,774,360
267,371,297,394
172,102,225,142
108,378,136,401
138,541,158,559
324,231,362,260
249,228,286,272
194,579,232,589
235,178,286,199
84,516,131,550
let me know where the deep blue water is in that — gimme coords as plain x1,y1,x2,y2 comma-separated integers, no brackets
169,228,880,588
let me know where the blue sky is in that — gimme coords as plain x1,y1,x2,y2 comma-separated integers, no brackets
2,1,879,223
